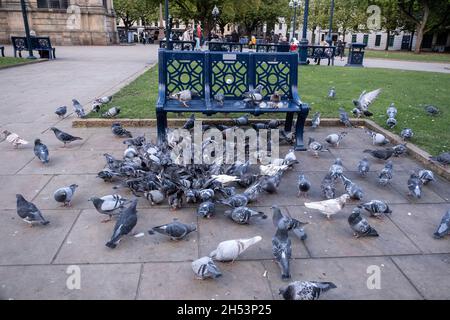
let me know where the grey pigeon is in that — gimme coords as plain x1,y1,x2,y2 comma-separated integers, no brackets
328,87,336,99
378,161,393,186
89,194,128,222
392,143,407,157
50,127,82,147
150,220,197,240
352,88,381,117
329,158,344,180
260,172,282,194
197,200,216,218
358,157,370,176
243,86,263,106
272,225,292,280
386,117,397,129
55,106,67,118
341,175,364,200
199,189,214,201
105,198,138,249
102,106,121,118
145,190,165,205
280,281,337,300
72,99,86,118
272,205,308,241
252,123,269,130
225,206,267,224
433,210,450,239
325,132,347,147
407,172,422,198
167,190,183,210
339,107,352,127
430,152,450,166
321,172,336,199
424,105,439,116
268,119,281,129
53,184,78,206
348,207,379,238
214,93,224,106
111,122,132,138
308,137,329,157
95,96,112,105
16,194,49,226
363,148,394,161
233,114,249,126
33,139,49,164
365,129,389,145
192,256,222,280
311,111,321,129
297,174,311,197
400,128,414,141
386,103,397,118
183,114,195,130
221,194,249,208
359,200,392,218
418,169,435,185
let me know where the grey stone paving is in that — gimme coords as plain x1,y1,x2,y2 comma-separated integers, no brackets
0,45,449,300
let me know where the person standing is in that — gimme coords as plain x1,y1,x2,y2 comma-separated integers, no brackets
195,23,202,50
231,29,239,43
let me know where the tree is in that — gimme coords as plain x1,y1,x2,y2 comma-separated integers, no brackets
334,0,369,42
372,0,402,50
114,0,141,33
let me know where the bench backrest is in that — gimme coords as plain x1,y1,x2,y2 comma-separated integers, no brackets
159,49,298,101
306,45,336,58
256,44,290,53
11,36,53,50
159,40,195,51
208,42,243,52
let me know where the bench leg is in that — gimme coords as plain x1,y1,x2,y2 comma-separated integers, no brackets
156,109,168,144
284,113,294,132
294,111,308,151
1,48,4,57
53,48,56,59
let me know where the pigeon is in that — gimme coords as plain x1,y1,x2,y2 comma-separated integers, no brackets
433,210,450,239
221,194,249,208
280,281,337,300
386,103,397,118
424,105,439,116
321,173,336,199
33,139,49,164
401,128,414,141
89,194,128,222
358,157,370,176
311,111,321,129
328,87,336,99
325,132,347,147
182,114,195,130
297,174,311,197
348,207,379,238
392,143,407,157
260,164,289,176
214,93,224,106
144,190,165,205
53,184,78,207
418,169,435,185
260,173,282,193
198,189,215,201
363,148,394,161
102,106,121,118
50,127,83,147
267,119,281,129
243,86,263,106
339,107,353,127
168,190,183,210
272,206,309,241
210,236,262,262
91,101,102,113
329,158,344,180
365,129,389,145
252,123,269,130
233,114,249,126
211,174,240,185
305,194,350,219
386,117,397,129
169,89,198,107
0,130,28,148
308,137,329,157
359,200,392,218
55,106,67,118
407,172,422,198
272,225,292,280
378,161,393,186
430,152,450,166
341,175,364,200
94,96,112,105
192,256,222,280
224,206,267,224
123,136,146,147
150,220,197,240
105,198,138,249
352,88,381,117
123,146,137,159
111,122,132,138
197,200,216,218
72,99,86,118
16,194,49,226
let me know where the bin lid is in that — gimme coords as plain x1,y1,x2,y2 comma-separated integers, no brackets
350,42,367,48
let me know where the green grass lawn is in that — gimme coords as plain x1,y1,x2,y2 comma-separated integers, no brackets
0,57,38,68
91,64,450,155
364,50,450,63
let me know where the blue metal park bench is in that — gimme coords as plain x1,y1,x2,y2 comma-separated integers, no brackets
256,43,290,53
156,49,310,151
208,42,243,52
305,45,336,66
11,36,56,59
159,40,195,51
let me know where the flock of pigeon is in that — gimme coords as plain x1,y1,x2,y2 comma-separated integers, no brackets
1,88,449,301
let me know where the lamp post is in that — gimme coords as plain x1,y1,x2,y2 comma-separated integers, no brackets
212,5,219,36
298,0,310,65
289,0,300,42
164,0,172,49
326,0,335,46
20,0,36,59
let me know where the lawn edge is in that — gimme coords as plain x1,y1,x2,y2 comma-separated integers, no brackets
0,58,47,70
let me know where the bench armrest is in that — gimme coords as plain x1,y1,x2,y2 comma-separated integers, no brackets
157,83,166,109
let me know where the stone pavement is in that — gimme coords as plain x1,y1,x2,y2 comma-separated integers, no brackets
0,45,449,300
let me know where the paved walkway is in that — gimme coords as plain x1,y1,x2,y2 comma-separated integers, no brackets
0,45,449,300
334,57,450,73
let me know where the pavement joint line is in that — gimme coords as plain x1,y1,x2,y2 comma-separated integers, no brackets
389,256,426,300
50,209,83,265
259,261,276,300
385,213,425,254
13,156,37,175
134,263,145,300
30,175,56,202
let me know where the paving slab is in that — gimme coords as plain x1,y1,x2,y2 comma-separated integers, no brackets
0,209,80,265
285,205,421,258
0,263,141,300
137,261,273,300
0,174,53,209
262,256,423,300
54,208,198,264
391,254,450,300
0,150,35,175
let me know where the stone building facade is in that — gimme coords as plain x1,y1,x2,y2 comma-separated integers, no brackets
0,0,118,45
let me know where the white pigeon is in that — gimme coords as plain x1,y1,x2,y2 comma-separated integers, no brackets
211,175,240,185
260,164,289,176
1,130,29,148
284,149,296,163
365,129,389,145
352,88,382,117
209,236,262,262
305,194,350,219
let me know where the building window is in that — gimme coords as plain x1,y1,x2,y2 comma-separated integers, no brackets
363,34,369,45
37,0,69,9
389,35,395,47
103,0,108,9
352,34,357,43
375,34,381,46
279,24,282,30
227,25,230,31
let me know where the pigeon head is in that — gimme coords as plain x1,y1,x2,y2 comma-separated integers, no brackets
112,122,121,127
50,127,58,132
16,194,25,201
34,139,42,145
70,184,79,191
348,209,362,224
352,99,360,107
340,194,351,202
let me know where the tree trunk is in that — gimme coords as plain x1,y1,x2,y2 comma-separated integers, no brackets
409,30,415,51
385,30,390,51
414,3,430,54
342,29,346,42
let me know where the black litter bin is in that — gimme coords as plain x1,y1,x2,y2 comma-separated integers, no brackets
345,42,367,67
